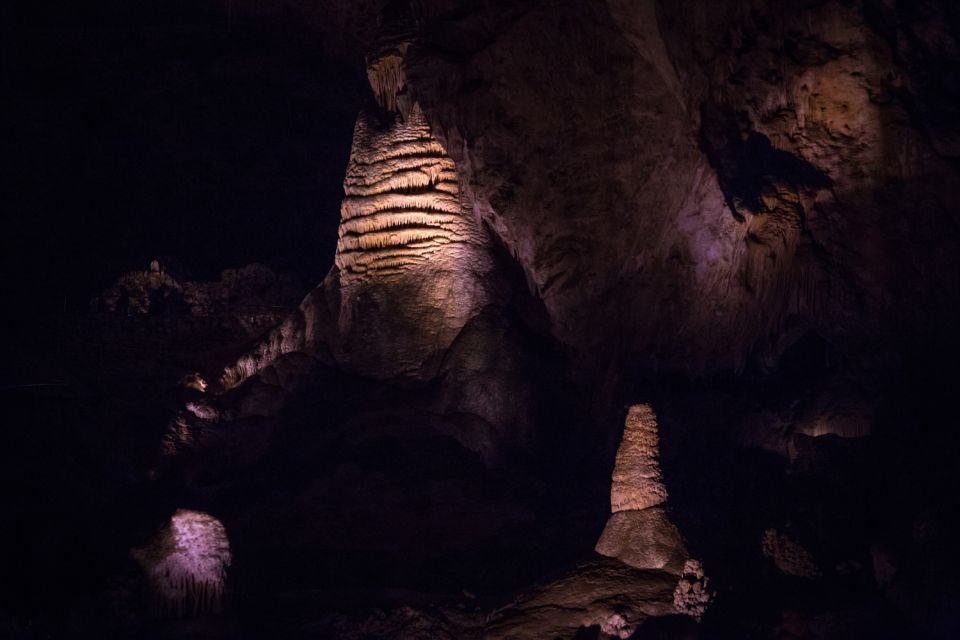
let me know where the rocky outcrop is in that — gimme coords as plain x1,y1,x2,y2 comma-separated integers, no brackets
596,508,688,575
761,528,822,579
99,260,302,336
673,559,711,620
219,285,333,390
484,558,679,640
403,0,960,379
219,46,499,384
405,0,760,374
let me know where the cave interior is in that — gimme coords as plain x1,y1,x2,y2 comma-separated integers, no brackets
4,0,960,638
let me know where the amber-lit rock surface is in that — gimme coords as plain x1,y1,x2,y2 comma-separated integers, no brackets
484,559,679,640
595,508,688,574
610,404,669,512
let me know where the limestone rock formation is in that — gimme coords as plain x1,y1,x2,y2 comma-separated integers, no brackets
484,558,679,640
219,50,498,385
595,508,688,575
405,0,754,373
761,528,822,579
591,403,711,622
12,2,960,638
130,509,232,618
100,260,182,316
99,260,301,335
611,404,668,512
364,6,413,116
336,107,485,280
331,103,496,378
596,404,689,575
219,284,333,390
673,559,711,621
367,48,408,116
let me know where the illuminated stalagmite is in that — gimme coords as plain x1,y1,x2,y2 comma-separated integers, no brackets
336,107,484,280
220,44,494,386
596,404,687,573
609,404,669,512
483,405,712,638
595,405,711,617
131,509,232,618
330,104,494,377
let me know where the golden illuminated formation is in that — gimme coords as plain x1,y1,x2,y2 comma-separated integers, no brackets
217,44,495,386
336,106,485,280
329,103,495,378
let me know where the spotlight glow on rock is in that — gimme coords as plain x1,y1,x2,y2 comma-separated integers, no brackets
131,509,232,618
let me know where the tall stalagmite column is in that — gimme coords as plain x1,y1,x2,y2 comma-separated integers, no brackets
328,40,495,378
219,29,497,386
596,405,689,574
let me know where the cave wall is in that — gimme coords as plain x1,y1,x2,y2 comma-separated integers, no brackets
401,0,960,378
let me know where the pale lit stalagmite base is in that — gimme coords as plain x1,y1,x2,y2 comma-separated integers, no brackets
131,510,232,619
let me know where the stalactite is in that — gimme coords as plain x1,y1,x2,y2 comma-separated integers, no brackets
367,50,408,114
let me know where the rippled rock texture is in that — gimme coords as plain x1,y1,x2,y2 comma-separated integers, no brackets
220,106,497,384
332,104,496,378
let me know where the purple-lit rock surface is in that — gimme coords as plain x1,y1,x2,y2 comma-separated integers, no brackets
131,510,231,619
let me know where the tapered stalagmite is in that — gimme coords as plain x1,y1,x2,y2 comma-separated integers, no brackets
320,29,498,379
610,403,668,512
595,403,711,620
218,45,496,386
327,99,496,378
